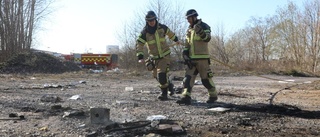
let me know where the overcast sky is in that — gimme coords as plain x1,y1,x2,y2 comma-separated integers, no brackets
36,0,304,54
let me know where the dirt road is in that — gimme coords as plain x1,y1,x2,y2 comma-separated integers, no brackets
0,70,320,137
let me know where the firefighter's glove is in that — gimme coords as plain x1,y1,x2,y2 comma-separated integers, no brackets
207,69,214,78
183,54,189,61
183,50,190,64
145,58,155,71
183,50,189,57
194,24,206,39
194,24,204,35
183,54,193,69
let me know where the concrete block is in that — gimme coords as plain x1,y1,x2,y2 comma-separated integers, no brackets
90,108,111,124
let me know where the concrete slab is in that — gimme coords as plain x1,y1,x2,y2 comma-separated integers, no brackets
90,108,111,124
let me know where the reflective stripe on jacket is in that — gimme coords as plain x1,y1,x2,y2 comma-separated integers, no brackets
136,23,178,59
185,19,211,59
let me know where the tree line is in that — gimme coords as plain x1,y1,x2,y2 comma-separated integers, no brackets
117,0,320,75
218,0,320,74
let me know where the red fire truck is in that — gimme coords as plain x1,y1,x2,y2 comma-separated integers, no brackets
64,53,118,70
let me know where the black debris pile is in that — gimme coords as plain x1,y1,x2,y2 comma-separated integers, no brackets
0,51,81,74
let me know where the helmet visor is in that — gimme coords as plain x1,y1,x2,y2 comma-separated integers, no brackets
145,15,156,21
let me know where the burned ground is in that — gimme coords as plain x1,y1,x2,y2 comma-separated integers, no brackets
0,52,320,137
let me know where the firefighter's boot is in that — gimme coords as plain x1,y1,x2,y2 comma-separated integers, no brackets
206,96,218,104
168,83,174,96
206,88,218,103
158,88,168,101
176,95,191,105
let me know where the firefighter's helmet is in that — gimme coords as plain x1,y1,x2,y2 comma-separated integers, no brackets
185,9,198,18
145,11,157,21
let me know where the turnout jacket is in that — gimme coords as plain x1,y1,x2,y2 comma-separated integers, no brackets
185,19,211,59
136,21,178,60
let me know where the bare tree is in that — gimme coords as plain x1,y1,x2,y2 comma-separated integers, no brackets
224,29,247,67
247,16,275,62
209,23,229,64
0,0,54,62
116,22,142,70
301,0,320,73
272,2,306,70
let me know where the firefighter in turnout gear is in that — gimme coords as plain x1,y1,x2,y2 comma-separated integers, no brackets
136,11,180,101
176,9,218,105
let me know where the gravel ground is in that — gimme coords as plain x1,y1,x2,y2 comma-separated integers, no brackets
0,70,320,137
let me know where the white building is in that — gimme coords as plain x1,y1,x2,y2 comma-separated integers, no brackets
106,45,119,54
